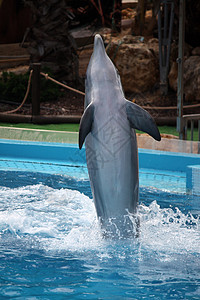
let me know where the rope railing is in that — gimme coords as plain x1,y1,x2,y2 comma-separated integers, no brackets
3,70,33,114
40,72,85,96
141,103,200,110
1,68,85,115
1,65,200,115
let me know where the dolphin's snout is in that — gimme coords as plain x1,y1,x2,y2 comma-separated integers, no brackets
94,34,103,46
93,34,106,57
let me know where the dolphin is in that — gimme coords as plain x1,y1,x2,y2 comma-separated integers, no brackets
79,34,161,238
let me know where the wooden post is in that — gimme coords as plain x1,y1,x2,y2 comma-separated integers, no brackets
158,0,174,95
31,63,41,116
177,0,185,139
112,0,122,32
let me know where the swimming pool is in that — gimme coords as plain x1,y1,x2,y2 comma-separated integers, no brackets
0,139,199,299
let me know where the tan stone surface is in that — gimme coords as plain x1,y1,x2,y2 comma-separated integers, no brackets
137,134,199,154
107,35,159,93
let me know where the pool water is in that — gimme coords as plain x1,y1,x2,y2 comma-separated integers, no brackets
0,170,199,299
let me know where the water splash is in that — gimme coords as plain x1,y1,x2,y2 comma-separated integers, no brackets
138,201,199,257
0,184,199,259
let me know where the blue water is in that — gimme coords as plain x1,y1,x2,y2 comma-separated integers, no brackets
0,170,199,299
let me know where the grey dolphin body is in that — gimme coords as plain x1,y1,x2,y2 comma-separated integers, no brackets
79,34,161,238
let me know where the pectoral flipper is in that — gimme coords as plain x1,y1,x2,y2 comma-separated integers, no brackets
79,102,95,149
126,100,161,141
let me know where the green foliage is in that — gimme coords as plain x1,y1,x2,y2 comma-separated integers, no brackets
0,72,29,102
39,68,63,102
0,122,80,132
0,123,199,141
0,69,62,103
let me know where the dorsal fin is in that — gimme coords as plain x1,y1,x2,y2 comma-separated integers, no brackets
79,102,95,149
126,100,161,141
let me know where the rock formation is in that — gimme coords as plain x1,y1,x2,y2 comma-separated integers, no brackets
107,35,159,93
184,56,200,102
168,43,200,102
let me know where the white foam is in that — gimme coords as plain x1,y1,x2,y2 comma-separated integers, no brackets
0,185,199,258
138,201,200,255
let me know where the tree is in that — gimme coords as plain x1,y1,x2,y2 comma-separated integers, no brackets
23,0,79,83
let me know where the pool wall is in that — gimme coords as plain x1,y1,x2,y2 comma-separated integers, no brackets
0,139,83,166
0,139,200,195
